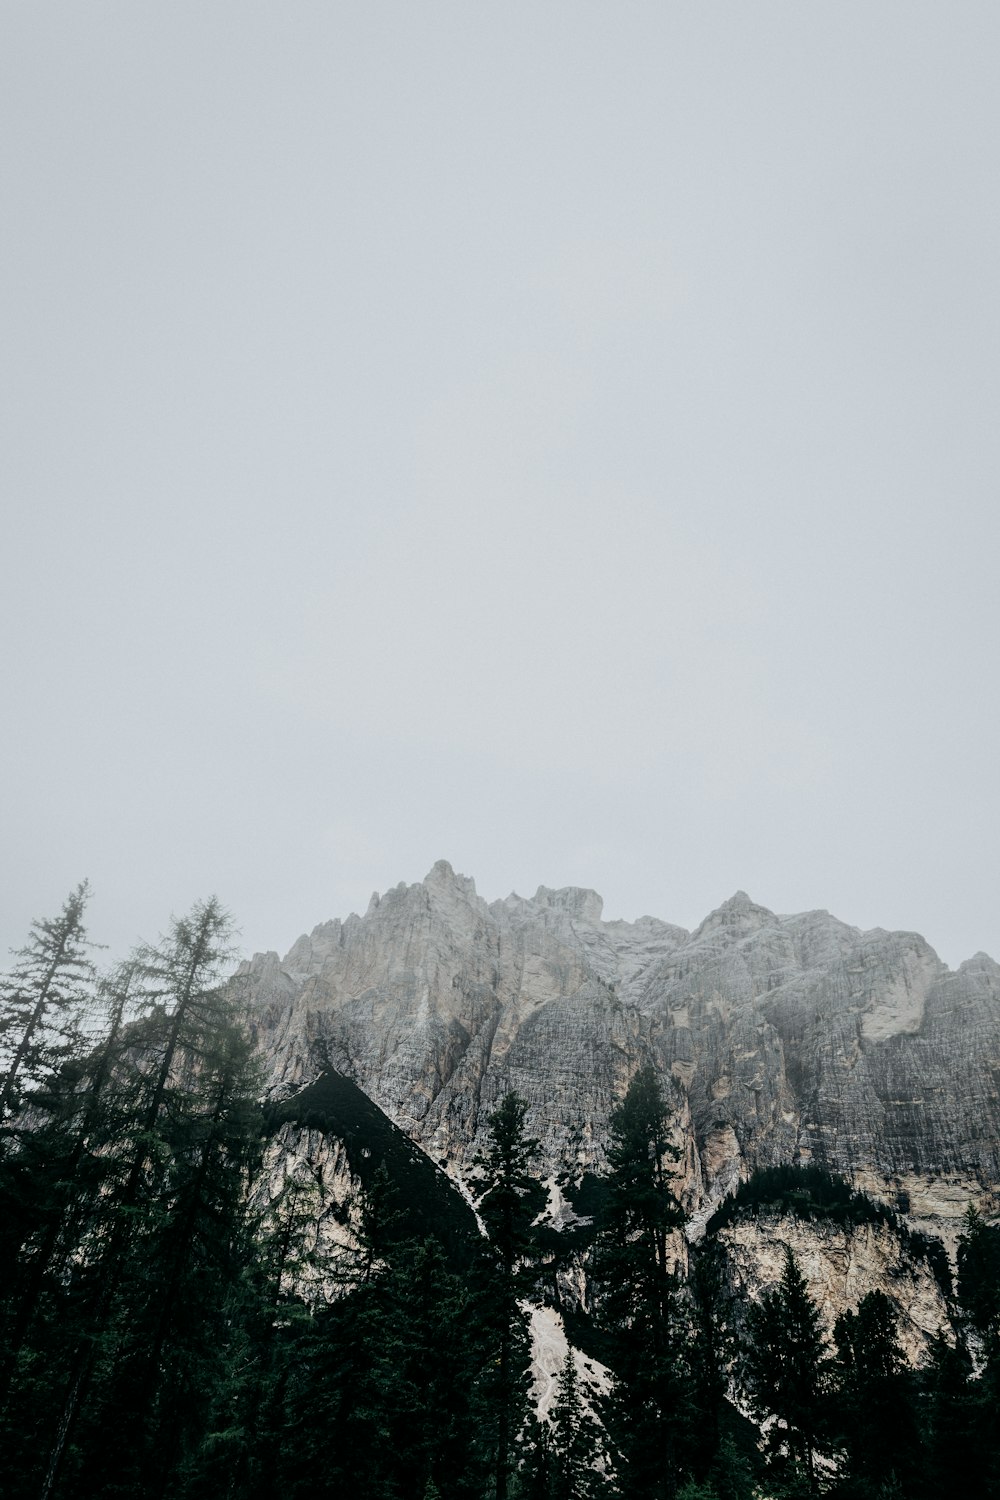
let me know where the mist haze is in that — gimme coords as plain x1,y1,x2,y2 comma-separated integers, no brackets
3,4,999,969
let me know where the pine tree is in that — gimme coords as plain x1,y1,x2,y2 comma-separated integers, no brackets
473,1091,543,1500
918,1330,987,1498
602,1067,682,1295
189,1159,327,1500
956,1205,1000,1354
548,1349,604,1500
277,1265,402,1500
113,1017,262,1494
354,1159,407,1286
385,1236,492,1499
686,1245,738,1484
831,1290,919,1496
742,1246,828,1497
930,1206,1000,1499
594,1064,688,1500
272,1152,494,1500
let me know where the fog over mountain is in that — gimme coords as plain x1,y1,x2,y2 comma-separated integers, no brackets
4,5,1000,974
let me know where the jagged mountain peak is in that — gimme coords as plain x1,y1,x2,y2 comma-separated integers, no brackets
423,858,478,898
532,884,604,922
499,884,605,924
959,950,1000,975
245,865,1000,1264
689,889,777,942
239,865,1000,1388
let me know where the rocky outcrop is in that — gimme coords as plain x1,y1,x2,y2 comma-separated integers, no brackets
715,1211,951,1363
258,1122,364,1301
240,862,1000,1244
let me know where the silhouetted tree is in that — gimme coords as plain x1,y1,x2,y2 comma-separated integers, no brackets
831,1290,919,1496
548,1349,604,1499
595,1064,689,1500
0,881,96,1126
38,897,249,1500
474,1091,542,1500
743,1246,828,1496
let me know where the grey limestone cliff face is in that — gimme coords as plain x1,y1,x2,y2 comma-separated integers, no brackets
717,1212,951,1363
243,862,682,1172
640,892,1000,1242
241,864,1000,1240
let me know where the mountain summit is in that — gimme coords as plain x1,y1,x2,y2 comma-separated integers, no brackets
243,865,999,1247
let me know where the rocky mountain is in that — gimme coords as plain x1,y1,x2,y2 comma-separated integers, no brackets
241,860,1000,1344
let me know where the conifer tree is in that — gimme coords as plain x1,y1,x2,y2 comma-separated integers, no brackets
385,1236,491,1498
276,1262,402,1500
0,881,96,1126
594,1064,688,1500
37,897,249,1500
918,1330,986,1498
0,958,142,1412
548,1349,604,1500
831,1290,919,1496
928,1206,1000,1499
956,1205,1000,1356
103,1015,262,1495
686,1245,738,1484
287,1245,484,1497
188,1159,326,1500
0,885,111,1488
474,1091,542,1500
742,1246,828,1497
354,1158,407,1285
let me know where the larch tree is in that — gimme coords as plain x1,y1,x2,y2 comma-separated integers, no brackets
0,881,96,1127
38,897,251,1500
0,958,143,1409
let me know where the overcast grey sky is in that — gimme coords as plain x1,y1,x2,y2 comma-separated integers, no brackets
3,4,998,970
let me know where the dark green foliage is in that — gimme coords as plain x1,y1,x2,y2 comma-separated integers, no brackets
956,1204,1000,1344
915,1330,995,1499
702,1426,760,1500
707,1163,893,1234
273,1207,496,1500
472,1091,543,1500
830,1291,921,1497
4,890,992,1500
597,1067,684,1315
706,1165,952,1296
686,1245,742,1485
63,903,259,1500
546,1350,605,1499
0,881,97,1125
922,1206,1000,1499
474,1092,543,1270
0,896,266,1500
742,1247,829,1496
563,1171,612,1224
560,1304,620,1372
269,1068,481,1262
592,1065,691,1500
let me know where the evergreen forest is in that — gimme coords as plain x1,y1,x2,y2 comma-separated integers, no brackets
1,886,998,1500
